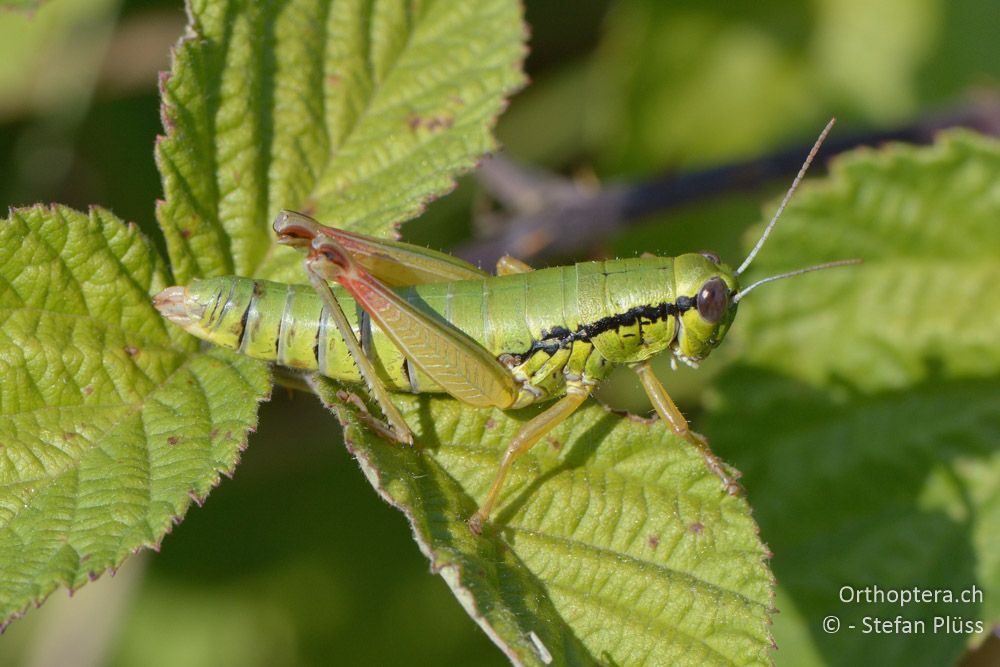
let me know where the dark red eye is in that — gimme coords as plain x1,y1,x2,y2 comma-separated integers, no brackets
696,277,729,324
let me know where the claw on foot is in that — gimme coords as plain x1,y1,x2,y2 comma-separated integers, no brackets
682,430,744,496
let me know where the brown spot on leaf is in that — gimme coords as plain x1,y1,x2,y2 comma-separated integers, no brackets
689,522,704,535
484,418,497,431
407,112,454,132
546,436,562,451
62,432,76,440
179,228,191,240
83,386,94,396
167,436,179,446
124,345,139,357
647,534,660,549
427,115,454,131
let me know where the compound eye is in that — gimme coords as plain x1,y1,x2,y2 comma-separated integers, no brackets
696,277,729,324
699,250,721,264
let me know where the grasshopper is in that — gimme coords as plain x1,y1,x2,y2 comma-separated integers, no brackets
154,120,857,532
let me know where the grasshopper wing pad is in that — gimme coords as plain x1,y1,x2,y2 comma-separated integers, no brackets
308,239,518,409
281,211,487,286
348,273,518,409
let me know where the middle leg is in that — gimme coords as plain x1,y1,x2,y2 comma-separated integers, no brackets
631,359,742,495
469,382,591,533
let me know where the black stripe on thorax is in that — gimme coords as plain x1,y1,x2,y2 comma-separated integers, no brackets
517,296,696,359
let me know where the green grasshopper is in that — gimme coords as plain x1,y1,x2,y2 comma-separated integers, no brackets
154,120,857,532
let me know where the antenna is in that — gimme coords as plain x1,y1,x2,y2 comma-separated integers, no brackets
735,118,836,277
732,258,861,303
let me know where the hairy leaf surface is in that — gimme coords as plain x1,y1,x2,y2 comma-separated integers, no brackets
0,206,269,625
157,0,526,285
312,377,774,666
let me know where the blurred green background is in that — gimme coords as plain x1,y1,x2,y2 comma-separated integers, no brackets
1,0,997,665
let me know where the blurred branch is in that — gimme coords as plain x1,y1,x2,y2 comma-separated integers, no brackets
458,95,1000,267
956,626,1000,667
96,8,184,95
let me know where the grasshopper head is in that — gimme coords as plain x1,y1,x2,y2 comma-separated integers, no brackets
666,119,860,365
672,252,739,365
669,249,863,366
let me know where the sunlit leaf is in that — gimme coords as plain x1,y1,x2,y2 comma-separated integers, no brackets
0,206,270,625
312,377,774,666
157,0,526,285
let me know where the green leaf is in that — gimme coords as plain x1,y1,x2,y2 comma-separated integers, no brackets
157,0,526,286
0,1,46,11
311,377,774,666
705,131,1000,665
0,205,270,626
